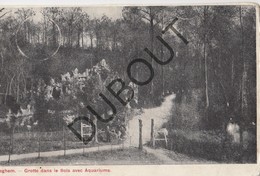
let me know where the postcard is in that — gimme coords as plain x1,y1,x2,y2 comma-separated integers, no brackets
0,4,258,176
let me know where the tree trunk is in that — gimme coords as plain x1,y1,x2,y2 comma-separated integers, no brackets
231,58,234,86
8,126,14,163
16,81,19,103
204,7,209,109
44,16,47,45
151,119,154,147
90,35,93,49
160,11,165,95
38,132,41,158
239,6,245,157
139,119,143,150
77,29,80,48
1,52,3,72
52,19,56,46
149,8,154,96
63,125,66,156
9,75,15,95
68,26,72,47
94,118,98,143
81,32,84,48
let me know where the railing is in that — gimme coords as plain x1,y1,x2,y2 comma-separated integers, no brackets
0,125,127,163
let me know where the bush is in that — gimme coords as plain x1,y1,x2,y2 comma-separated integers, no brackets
168,129,255,163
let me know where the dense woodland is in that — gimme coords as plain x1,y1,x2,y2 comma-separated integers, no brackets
0,6,256,144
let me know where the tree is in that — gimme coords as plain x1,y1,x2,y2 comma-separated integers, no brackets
15,8,35,43
43,7,61,47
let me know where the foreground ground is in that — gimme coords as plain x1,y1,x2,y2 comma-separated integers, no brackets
0,148,162,165
0,147,217,165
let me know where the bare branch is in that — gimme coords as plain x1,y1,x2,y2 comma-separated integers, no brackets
153,7,166,15
140,8,150,16
141,15,150,22
0,10,11,19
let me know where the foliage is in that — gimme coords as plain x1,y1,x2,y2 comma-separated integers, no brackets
0,6,256,134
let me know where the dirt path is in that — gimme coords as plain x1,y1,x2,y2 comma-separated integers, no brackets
0,143,217,164
144,146,217,164
0,144,124,162
143,147,173,164
127,94,176,147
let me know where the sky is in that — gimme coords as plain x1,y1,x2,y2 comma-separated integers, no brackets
8,7,123,21
82,7,123,20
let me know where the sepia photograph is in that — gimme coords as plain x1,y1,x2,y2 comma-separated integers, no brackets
0,5,257,168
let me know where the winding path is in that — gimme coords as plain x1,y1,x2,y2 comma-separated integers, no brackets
144,146,217,164
0,144,124,162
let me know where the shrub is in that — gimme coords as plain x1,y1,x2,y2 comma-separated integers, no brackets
167,129,255,163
